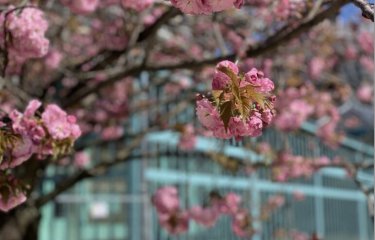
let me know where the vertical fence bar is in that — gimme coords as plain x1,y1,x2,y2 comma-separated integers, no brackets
358,200,369,240
314,173,326,238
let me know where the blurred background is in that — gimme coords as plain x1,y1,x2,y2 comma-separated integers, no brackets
38,10,374,240
17,1,373,240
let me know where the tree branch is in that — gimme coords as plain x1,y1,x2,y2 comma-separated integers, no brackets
62,0,349,108
351,0,374,21
34,100,190,207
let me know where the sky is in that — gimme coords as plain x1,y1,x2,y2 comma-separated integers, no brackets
339,3,362,23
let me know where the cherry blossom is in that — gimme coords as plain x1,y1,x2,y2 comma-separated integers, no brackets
0,176,27,212
178,124,197,150
0,100,81,173
356,83,373,103
170,0,243,14
74,151,91,168
152,186,180,215
0,7,49,61
293,191,305,201
196,60,275,140
60,0,100,14
0,191,26,212
42,104,81,141
189,206,219,227
121,0,154,11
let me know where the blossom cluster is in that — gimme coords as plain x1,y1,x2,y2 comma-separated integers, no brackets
274,0,306,21
60,0,100,14
274,84,344,148
73,79,129,139
0,175,26,212
0,100,81,212
356,83,373,104
152,186,254,237
0,6,49,74
60,0,154,13
260,195,285,220
177,124,197,150
0,100,79,170
274,87,314,131
196,60,275,140
170,0,244,14
152,188,291,237
121,0,154,12
272,151,332,182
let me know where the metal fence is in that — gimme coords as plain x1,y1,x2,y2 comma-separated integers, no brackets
39,73,373,240
39,127,374,240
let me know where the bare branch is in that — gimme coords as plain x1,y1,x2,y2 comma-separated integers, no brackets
351,0,374,21
33,100,190,207
62,0,348,108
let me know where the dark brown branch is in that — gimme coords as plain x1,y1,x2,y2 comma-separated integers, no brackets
34,100,190,207
34,134,144,208
137,8,180,42
62,0,349,108
45,7,180,102
351,0,374,21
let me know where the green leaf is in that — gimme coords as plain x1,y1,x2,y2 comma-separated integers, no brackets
240,85,267,109
238,94,252,119
219,101,233,131
212,90,224,105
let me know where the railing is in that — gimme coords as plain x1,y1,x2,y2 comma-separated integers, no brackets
38,73,374,240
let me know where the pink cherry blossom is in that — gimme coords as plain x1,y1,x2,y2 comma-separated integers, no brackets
10,103,46,144
60,0,99,14
0,7,49,60
44,49,63,69
101,126,124,140
241,68,274,93
178,124,197,150
170,0,243,14
275,99,314,131
243,68,261,86
189,206,219,227
360,56,375,73
316,120,344,149
0,176,27,212
24,100,42,118
0,191,26,212
74,151,90,168
0,135,33,170
196,98,223,131
42,104,82,140
121,0,154,11
212,192,241,214
212,60,239,90
292,191,305,201
197,61,275,140
257,142,271,154
267,195,285,208
357,31,374,53
231,209,252,237
356,83,373,103
152,186,180,215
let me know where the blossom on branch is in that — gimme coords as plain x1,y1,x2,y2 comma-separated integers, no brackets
170,0,243,14
196,60,276,140
0,6,49,63
0,175,27,212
